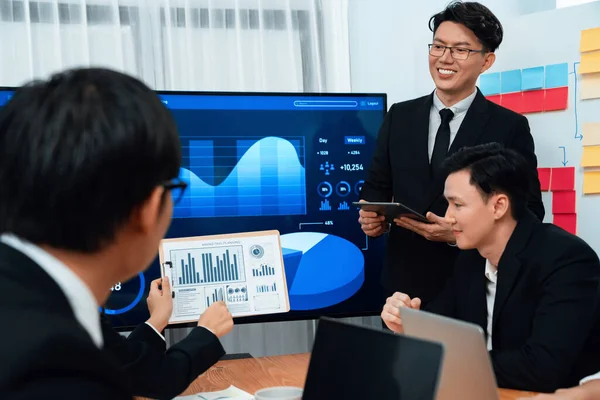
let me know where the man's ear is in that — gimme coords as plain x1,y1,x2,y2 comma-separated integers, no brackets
492,193,510,220
131,186,166,234
480,52,496,74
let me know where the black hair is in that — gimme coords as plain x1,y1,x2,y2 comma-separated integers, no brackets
443,143,529,219
429,1,503,52
0,67,181,252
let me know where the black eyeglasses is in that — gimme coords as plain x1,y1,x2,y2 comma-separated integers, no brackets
428,44,485,60
162,178,188,205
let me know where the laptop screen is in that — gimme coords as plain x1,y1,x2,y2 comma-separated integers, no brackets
303,318,444,400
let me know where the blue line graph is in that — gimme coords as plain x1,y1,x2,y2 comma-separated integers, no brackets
174,136,307,218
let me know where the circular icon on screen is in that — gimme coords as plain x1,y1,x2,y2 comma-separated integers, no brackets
101,272,146,315
355,180,364,196
317,181,333,198
250,245,265,258
336,181,351,197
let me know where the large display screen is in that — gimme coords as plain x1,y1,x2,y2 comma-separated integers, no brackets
0,89,388,330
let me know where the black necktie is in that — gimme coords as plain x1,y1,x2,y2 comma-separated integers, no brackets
431,108,454,178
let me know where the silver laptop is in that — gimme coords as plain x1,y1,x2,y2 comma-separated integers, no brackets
399,307,500,400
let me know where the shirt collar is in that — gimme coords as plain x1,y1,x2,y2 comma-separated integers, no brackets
432,88,477,115
0,233,103,348
484,259,498,284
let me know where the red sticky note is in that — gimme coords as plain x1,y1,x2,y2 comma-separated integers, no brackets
501,92,524,113
551,167,575,191
537,167,551,191
544,87,568,111
553,213,577,235
522,90,545,114
552,190,576,214
486,95,502,106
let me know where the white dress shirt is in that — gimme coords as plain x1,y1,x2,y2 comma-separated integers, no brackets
581,370,600,384
428,89,478,161
0,233,104,348
484,259,498,351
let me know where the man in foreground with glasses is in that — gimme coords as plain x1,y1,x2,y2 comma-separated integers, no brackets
0,68,231,399
359,1,544,310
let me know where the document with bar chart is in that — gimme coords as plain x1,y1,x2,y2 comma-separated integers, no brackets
158,230,290,323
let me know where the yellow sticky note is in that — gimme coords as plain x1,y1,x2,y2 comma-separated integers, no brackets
580,27,600,53
581,72,600,100
583,171,600,194
580,51,600,74
581,146,600,167
583,123,600,146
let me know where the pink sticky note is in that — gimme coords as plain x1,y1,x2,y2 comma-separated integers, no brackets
544,87,568,111
553,213,577,235
522,90,545,114
552,191,576,214
501,92,524,113
551,167,575,191
537,168,551,191
486,95,502,106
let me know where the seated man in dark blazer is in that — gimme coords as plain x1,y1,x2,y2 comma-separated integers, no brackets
103,277,233,399
0,68,186,399
381,143,600,393
359,1,544,308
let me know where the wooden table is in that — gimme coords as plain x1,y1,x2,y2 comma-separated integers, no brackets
172,352,540,399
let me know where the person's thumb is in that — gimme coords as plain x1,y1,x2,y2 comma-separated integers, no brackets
411,297,422,310
162,276,170,293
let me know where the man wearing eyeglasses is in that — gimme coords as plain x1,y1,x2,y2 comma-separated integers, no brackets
0,68,232,399
359,1,544,310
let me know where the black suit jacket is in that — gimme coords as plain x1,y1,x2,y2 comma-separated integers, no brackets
361,89,545,304
0,243,131,400
102,316,225,400
426,212,600,392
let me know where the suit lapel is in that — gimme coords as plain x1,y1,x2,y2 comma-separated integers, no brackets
422,90,492,212
491,212,538,331
464,252,488,330
407,92,434,202
447,89,491,155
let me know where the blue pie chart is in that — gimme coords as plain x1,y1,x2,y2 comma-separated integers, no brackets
281,232,365,310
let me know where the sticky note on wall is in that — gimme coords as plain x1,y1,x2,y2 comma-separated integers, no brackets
581,73,600,100
480,73,501,95
552,191,576,214
581,146,600,167
580,52,600,74
582,123,600,146
553,214,577,235
545,63,569,88
580,27,600,53
537,168,551,191
501,70,522,93
583,171,600,194
522,67,545,91
550,167,575,191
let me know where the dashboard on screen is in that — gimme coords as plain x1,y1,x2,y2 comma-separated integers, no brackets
0,88,388,330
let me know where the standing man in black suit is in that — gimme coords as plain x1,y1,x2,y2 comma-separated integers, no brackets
359,1,544,306
0,68,190,399
381,144,600,392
